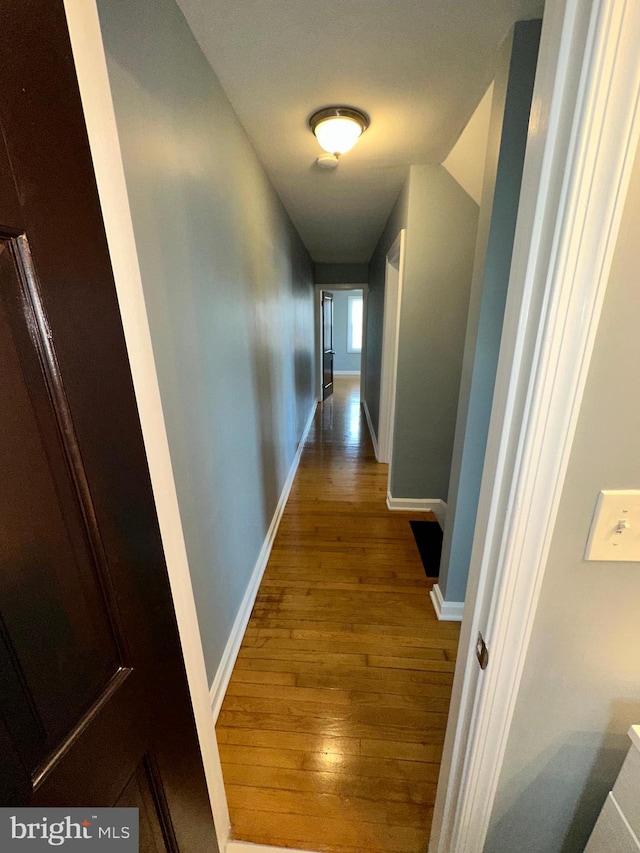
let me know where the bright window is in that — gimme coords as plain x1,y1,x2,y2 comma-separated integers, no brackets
347,294,363,353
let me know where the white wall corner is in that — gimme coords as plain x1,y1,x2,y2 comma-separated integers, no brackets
386,493,447,529
209,400,317,722
430,583,464,622
362,399,380,461
443,82,494,205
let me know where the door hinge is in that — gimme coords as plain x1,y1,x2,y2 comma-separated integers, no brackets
476,632,489,670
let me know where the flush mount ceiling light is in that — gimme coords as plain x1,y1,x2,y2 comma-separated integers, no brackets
309,106,369,168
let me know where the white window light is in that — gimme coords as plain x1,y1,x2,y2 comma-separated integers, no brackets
347,294,363,353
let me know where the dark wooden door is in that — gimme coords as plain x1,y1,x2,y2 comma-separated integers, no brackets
321,292,334,400
0,3,218,850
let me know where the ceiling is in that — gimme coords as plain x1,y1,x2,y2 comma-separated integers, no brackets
175,0,543,263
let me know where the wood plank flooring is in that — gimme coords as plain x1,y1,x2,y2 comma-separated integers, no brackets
216,376,460,853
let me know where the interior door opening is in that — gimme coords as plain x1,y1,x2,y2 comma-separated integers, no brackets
316,285,366,405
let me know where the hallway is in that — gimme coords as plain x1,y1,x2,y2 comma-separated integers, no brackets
216,376,461,853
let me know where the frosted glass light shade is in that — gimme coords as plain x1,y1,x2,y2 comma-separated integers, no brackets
314,117,363,154
309,107,369,156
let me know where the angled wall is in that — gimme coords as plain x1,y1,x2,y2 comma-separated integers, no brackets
443,82,494,205
97,0,315,685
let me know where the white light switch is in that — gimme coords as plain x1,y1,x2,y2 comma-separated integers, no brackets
585,490,640,561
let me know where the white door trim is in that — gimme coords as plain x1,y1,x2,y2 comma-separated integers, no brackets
377,230,405,465
360,282,368,402
430,1,640,851
63,2,232,848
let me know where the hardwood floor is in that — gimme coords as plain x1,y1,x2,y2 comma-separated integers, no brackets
216,376,460,853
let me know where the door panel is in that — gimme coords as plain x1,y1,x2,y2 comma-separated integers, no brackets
0,236,123,760
322,292,334,400
0,3,217,848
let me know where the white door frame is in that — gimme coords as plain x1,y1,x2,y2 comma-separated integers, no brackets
430,1,640,851
377,230,405,465
313,283,366,402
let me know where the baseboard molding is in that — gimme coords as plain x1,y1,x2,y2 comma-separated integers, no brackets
362,399,380,460
334,370,361,375
429,582,464,622
386,494,447,529
227,842,323,853
209,401,317,722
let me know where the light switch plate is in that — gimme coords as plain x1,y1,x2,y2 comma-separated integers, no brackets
585,490,640,561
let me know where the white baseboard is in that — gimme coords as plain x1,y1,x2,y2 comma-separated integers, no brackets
227,842,323,853
362,399,380,460
334,370,361,375
209,401,317,722
386,493,447,529
429,582,464,622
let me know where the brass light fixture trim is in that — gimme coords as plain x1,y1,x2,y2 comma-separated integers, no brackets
308,106,370,134
308,106,370,162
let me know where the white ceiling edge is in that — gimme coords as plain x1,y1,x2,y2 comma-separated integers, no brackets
443,82,494,204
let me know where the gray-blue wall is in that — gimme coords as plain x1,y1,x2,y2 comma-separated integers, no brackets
331,290,362,373
439,20,541,604
364,167,478,502
97,0,315,685
315,263,368,285
390,165,478,500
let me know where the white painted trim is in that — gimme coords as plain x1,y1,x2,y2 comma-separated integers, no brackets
386,494,447,529
377,231,405,465
431,2,640,851
362,399,380,461
314,283,367,288
227,842,322,853
209,401,317,722
360,282,369,402
333,370,361,375
62,3,232,849
430,584,465,622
